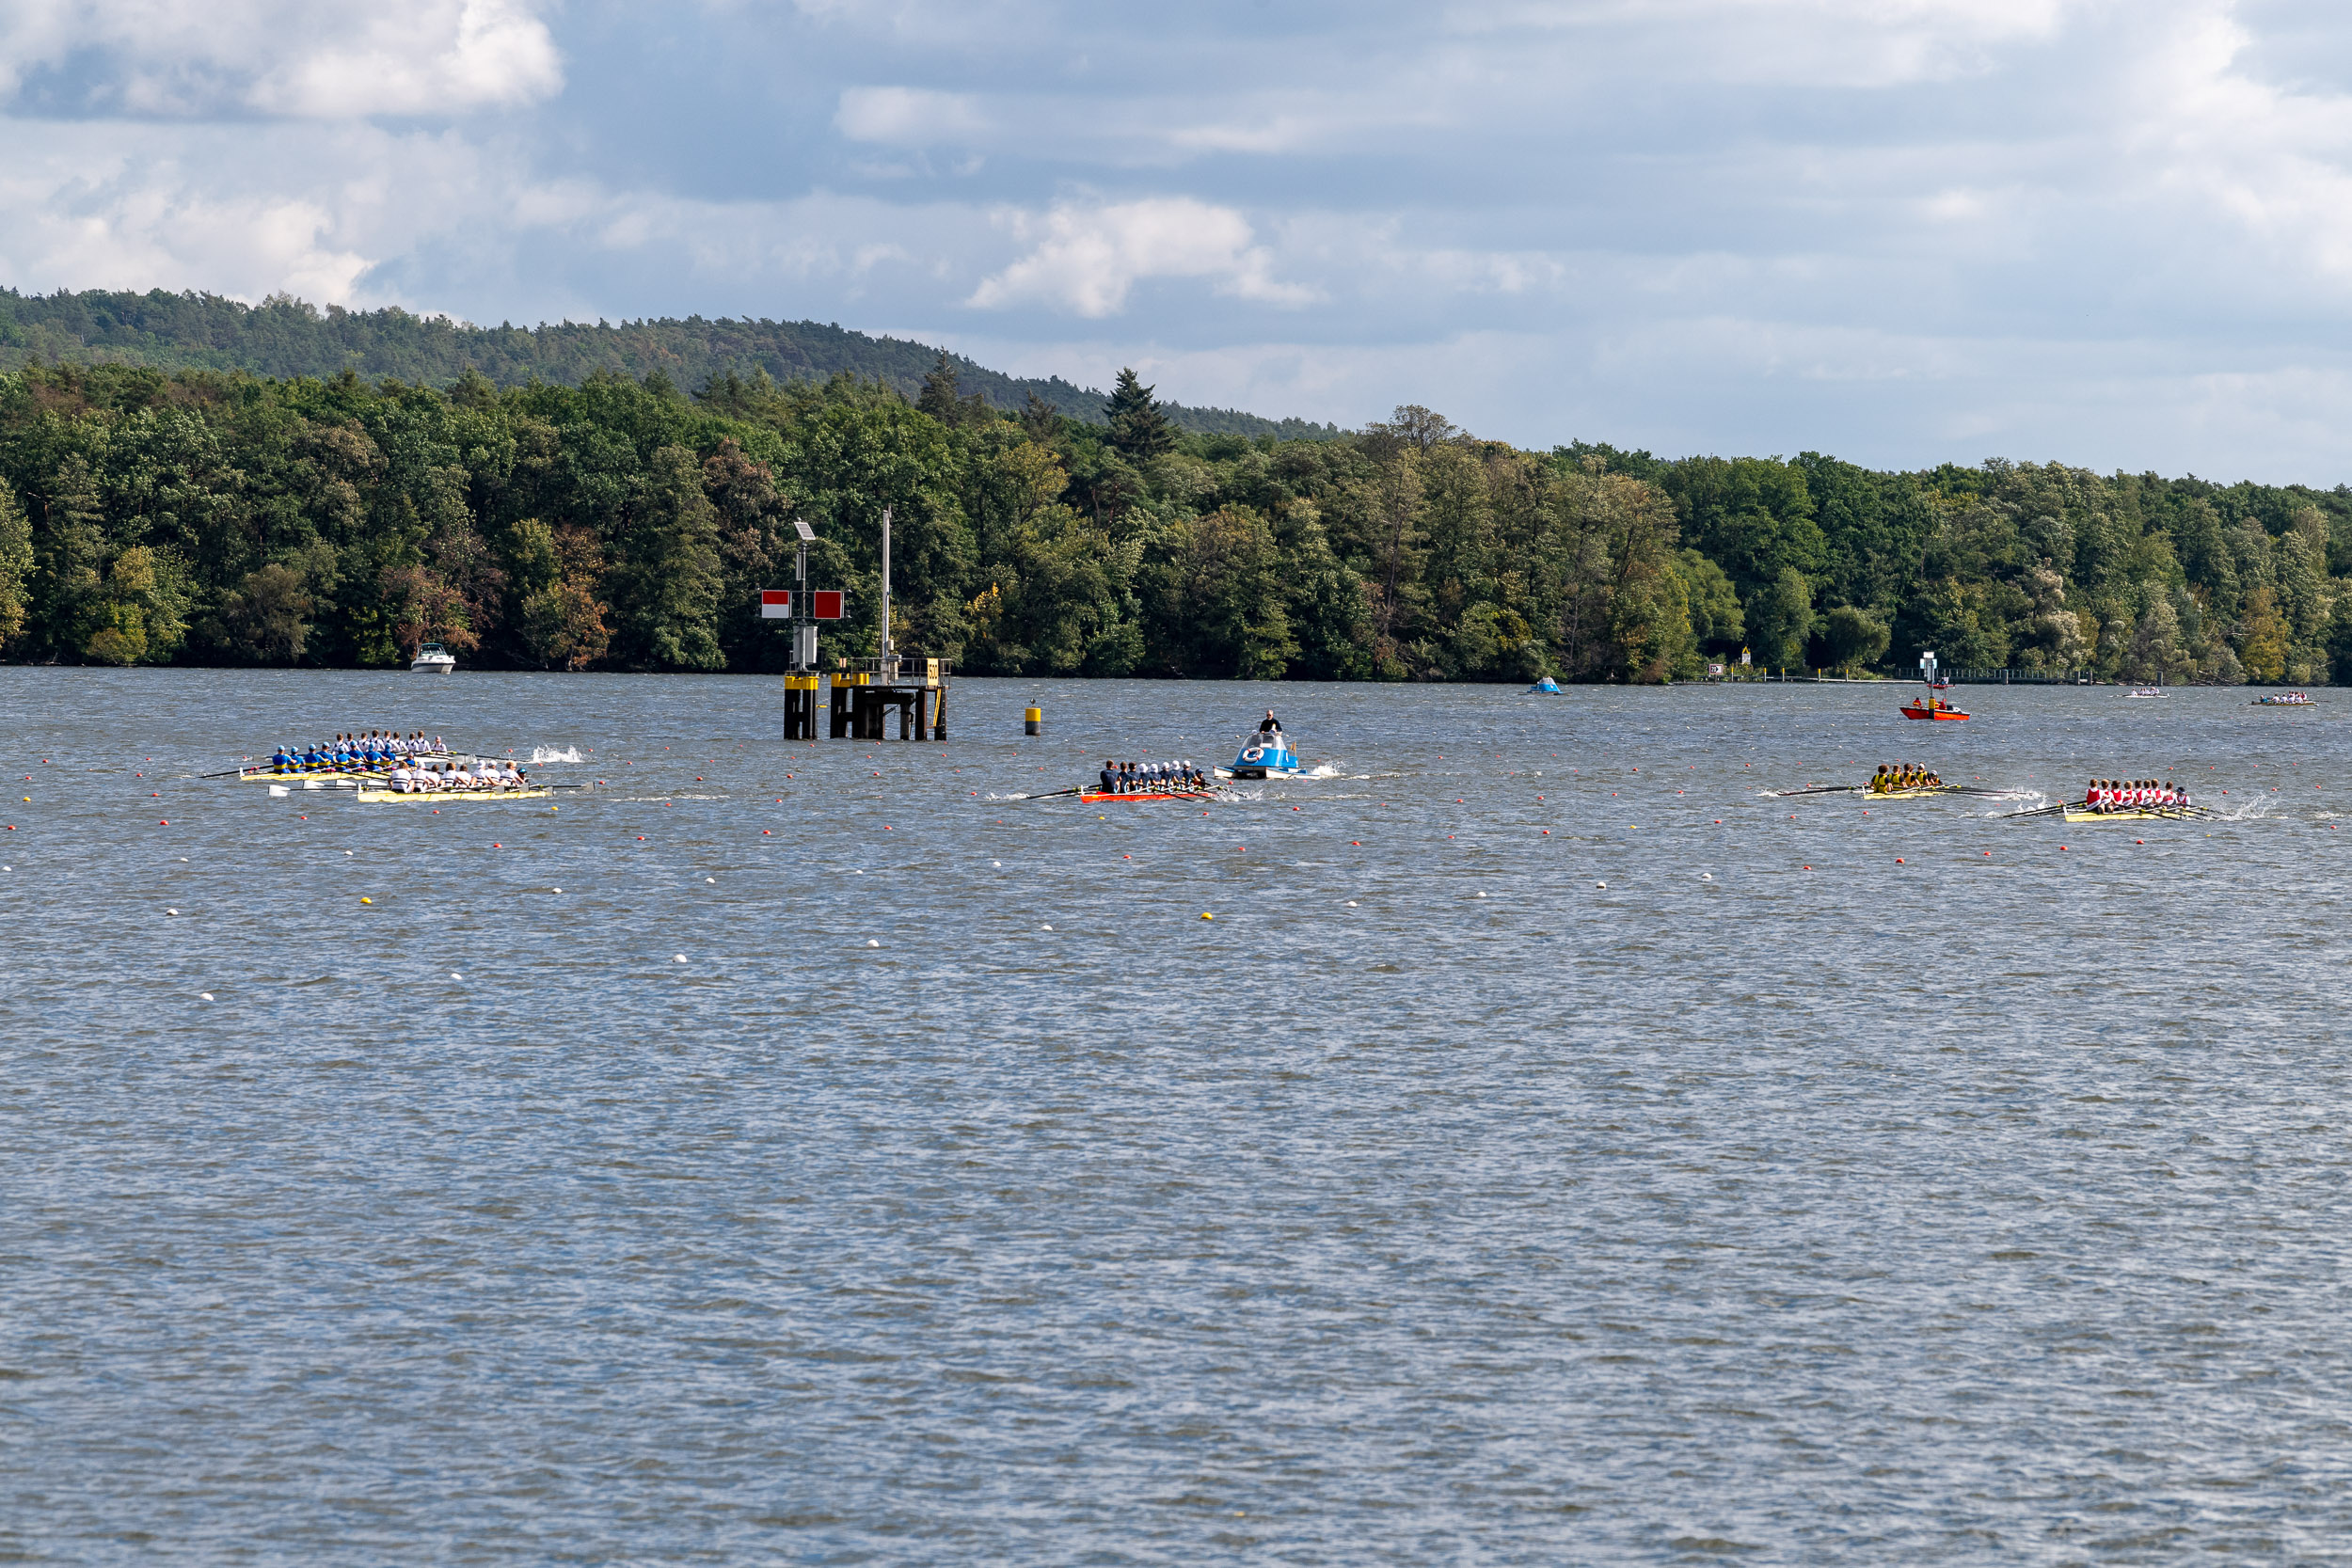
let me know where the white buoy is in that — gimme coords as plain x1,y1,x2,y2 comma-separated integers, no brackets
1475,891,1486,898
706,877,715,883
1344,900,1358,907
992,861,1002,867
166,908,178,915
866,938,881,947
1701,873,1713,880
674,954,688,963
1041,924,1053,930
1596,881,1607,889
199,992,214,1001
551,887,561,893
451,972,463,980
345,849,353,856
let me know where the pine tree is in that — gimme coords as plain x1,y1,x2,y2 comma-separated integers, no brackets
1105,368,1174,461
917,354,964,423
1019,391,1061,444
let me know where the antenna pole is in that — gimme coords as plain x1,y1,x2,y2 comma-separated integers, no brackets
880,504,894,673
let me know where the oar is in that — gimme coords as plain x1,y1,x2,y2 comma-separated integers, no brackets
1014,785,1084,801
1770,785,1860,798
1999,801,2067,819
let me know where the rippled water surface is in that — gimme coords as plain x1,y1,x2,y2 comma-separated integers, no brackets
7,669,2352,1564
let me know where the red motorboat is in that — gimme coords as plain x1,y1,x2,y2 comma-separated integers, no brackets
1904,651,1969,721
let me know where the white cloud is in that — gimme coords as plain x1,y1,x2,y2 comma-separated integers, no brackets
0,0,562,118
835,86,988,145
969,198,1317,316
1459,0,2079,87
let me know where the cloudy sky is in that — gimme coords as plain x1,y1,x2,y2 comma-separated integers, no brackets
5,0,2352,478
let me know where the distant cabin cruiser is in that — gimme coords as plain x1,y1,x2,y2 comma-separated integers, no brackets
412,641,457,674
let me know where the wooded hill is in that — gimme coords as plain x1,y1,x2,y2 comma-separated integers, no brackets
0,354,2346,685
0,288,1343,441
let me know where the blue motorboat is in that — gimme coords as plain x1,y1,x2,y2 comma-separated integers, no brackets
1527,675,1562,694
1220,728,1308,779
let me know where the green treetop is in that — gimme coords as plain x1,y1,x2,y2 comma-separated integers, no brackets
1106,368,1175,462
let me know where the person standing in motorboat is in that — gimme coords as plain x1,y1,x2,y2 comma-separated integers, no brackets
1259,709,1281,737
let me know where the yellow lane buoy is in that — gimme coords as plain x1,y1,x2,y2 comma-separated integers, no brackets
1201,911,1214,920
359,896,373,904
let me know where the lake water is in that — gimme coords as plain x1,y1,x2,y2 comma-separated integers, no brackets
5,669,2350,1564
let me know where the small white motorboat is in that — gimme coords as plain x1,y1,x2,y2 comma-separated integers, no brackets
2126,688,2165,699
411,641,457,675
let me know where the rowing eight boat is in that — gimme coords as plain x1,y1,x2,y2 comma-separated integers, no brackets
353,786,556,802
2058,807,2205,823
1079,789,1220,803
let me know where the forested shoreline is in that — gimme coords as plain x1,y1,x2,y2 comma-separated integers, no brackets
1,356,2348,685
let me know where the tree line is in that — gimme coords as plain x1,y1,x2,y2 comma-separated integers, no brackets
1,356,2347,684
0,289,1342,441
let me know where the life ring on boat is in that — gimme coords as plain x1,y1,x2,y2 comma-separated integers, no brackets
1240,746,1264,762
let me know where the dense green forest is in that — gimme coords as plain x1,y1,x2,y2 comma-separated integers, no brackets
1,355,2347,684
0,289,1341,440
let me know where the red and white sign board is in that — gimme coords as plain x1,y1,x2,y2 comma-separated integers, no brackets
761,590,845,619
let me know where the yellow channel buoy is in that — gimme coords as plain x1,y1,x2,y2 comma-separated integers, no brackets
359,896,373,904
1201,911,1214,920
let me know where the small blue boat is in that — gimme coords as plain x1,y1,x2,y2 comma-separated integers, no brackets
1221,729,1308,779
1527,675,1562,694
